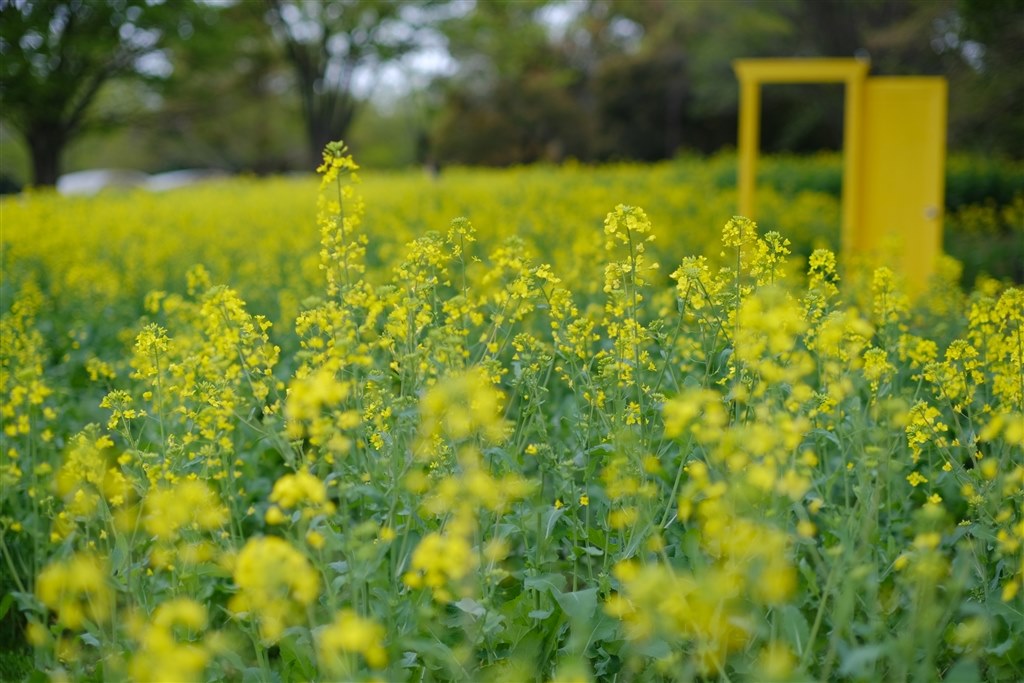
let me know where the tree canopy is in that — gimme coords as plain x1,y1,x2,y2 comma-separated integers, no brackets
264,0,445,166
1,0,1020,185
0,0,194,185
427,0,1010,165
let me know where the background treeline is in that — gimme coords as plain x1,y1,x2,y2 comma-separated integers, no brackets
1,0,1022,186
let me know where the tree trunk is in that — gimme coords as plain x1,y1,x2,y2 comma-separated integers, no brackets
307,119,331,169
26,127,67,188
306,98,358,167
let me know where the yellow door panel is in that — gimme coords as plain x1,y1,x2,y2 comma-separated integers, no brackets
859,77,947,293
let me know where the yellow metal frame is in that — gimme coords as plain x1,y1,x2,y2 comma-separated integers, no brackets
734,58,870,257
733,58,949,293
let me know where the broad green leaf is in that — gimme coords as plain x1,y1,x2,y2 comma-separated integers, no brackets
525,573,567,595
553,588,598,623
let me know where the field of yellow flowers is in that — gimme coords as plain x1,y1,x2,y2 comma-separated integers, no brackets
1,144,1022,682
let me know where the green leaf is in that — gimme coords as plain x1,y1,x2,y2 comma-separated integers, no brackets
798,558,820,599
838,643,886,677
543,506,565,538
10,591,41,614
483,609,506,635
277,629,316,680
943,658,981,683
986,638,1017,657
553,588,598,623
634,637,672,659
492,573,523,603
453,597,486,618
525,573,567,595
0,593,14,621
777,604,810,656
581,612,620,645
810,428,842,449
401,637,463,677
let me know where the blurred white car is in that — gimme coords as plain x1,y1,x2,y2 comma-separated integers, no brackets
56,168,225,195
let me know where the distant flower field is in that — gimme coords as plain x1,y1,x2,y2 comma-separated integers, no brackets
1,147,1022,682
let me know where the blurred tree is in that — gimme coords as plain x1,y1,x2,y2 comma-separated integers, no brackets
263,0,444,166
432,0,800,163
591,0,796,157
949,0,1024,155
593,51,690,160
433,73,590,165
0,0,192,186
431,0,593,164
146,1,306,173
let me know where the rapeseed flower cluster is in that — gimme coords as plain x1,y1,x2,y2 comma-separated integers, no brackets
128,598,216,682
1,283,57,505
265,468,334,525
35,553,113,630
318,608,388,673
229,536,319,643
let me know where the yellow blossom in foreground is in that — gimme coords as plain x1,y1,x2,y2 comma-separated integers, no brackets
129,598,210,682
266,468,335,523
403,531,476,602
36,553,113,629
608,560,750,675
229,536,319,642
318,609,388,673
144,479,229,541
270,469,328,509
306,530,326,549
286,369,348,427
265,506,288,525
418,367,507,447
757,642,796,681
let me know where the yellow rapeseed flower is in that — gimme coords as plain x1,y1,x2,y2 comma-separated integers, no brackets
36,553,113,629
230,536,319,642
318,609,388,672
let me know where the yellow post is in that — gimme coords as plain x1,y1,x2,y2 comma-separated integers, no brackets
737,77,760,219
842,72,865,253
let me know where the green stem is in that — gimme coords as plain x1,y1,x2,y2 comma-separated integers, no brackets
659,437,693,529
